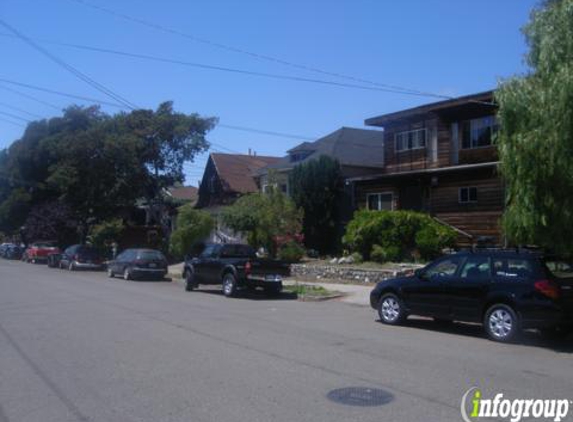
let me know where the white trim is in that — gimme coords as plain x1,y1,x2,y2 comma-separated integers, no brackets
367,192,394,211
394,128,427,152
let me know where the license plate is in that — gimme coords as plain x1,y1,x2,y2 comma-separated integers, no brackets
149,263,157,268
265,275,280,282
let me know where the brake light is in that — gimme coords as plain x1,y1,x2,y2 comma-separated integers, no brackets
245,261,252,276
534,279,561,300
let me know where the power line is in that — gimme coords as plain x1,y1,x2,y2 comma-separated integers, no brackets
0,110,31,123
0,116,24,127
0,84,62,110
0,32,445,98
217,124,313,141
0,78,125,108
0,101,43,119
67,0,444,99
0,18,138,110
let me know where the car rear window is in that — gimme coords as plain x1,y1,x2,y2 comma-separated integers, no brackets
137,250,165,261
543,259,573,279
493,258,533,279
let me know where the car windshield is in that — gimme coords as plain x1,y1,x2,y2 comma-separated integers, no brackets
543,259,573,279
137,250,165,261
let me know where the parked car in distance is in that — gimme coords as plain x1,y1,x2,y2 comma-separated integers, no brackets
23,241,61,264
370,249,573,343
4,245,23,260
0,243,16,257
107,249,167,280
58,244,104,271
182,243,290,297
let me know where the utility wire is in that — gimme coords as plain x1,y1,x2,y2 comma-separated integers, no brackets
0,101,43,119
0,116,24,127
0,32,442,98
0,84,62,110
67,0,444,99
0,78,318,141
0,78,125,108
0,110,31,123
0,19,138,110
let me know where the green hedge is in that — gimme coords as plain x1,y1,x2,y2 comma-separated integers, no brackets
342,210,457,262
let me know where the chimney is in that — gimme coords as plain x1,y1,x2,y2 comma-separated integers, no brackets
248,148,251,156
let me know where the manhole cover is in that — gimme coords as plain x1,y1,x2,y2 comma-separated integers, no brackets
327,387,394,407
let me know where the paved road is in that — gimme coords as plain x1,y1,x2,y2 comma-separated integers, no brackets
1,260,572,422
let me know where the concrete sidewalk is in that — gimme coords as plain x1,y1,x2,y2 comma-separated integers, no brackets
283,278,372,307
168,263,373,307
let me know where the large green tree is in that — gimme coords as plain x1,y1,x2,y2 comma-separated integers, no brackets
496,0,573,254
0,102,215,239
288,155,341,253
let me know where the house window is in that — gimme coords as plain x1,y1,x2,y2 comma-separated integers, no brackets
367,193,393,211
461,116,498,149
459,187,477,203
395,129,426,152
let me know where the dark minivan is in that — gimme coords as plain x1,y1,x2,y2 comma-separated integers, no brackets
107,249,168,280
58,244,104,271
370,250,573,342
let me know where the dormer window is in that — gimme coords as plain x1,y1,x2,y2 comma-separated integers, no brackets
290,151,312,163
395,129,426,152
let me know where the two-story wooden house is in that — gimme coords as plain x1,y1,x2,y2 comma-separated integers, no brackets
349,91,504,245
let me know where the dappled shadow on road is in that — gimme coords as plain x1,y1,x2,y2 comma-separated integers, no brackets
188,287,298,301
376,317,573,353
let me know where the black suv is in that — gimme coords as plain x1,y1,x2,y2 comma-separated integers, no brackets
370,250,573,342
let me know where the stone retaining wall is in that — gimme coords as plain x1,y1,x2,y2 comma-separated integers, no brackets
290,264,416,284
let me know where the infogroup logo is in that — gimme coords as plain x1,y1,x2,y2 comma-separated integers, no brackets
460,387,571,422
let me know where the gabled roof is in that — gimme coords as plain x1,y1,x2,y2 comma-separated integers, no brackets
365,90,496,127
260,127,385,173
167,186,198,201
211,153,281,193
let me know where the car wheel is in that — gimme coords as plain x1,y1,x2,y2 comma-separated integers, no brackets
107,267,114,278
184,269,196,291
222,273,238,297
123,267,132,281
377,293,407,325
484,304,520,343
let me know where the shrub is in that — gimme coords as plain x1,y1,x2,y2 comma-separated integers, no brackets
343,210,456,262
350,252,363,264
371,244,401,263
277,240,305,262
88,218,124,255
169,206,214,259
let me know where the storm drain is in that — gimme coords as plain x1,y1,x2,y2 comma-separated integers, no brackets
327,387,394,407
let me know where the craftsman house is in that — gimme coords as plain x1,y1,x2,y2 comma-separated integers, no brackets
196,152,280,210
349,91,504,245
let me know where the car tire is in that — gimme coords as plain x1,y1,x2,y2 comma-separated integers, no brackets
377,293,407,325
123,267,132,281
184,269,197,291
484,304,520,343
107,267,114,278
222,273,238,298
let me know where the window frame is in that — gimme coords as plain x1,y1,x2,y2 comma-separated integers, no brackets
394,128,427,152
367,192,394,211
460,116,498,150
459,187,478,204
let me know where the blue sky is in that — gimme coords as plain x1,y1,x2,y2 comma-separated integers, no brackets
1,0,537,185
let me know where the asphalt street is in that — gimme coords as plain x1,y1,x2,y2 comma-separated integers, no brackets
1,259,572,422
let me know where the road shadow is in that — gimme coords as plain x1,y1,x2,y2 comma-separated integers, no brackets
377,317,573,353
190,287,298,301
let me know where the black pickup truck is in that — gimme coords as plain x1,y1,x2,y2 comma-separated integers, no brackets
182,243,290,297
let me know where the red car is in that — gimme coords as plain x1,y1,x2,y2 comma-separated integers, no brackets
23,241,61,264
